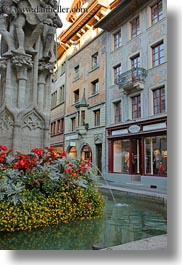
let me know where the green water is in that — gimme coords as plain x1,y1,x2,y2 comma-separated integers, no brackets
0,193,167,250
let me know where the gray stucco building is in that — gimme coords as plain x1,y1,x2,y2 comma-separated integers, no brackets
96,0,167,191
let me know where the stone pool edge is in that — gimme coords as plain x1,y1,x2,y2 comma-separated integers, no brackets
98,185,167,205
100,234,167,250
98,185,167,250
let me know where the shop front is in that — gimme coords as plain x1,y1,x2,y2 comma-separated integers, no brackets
107,117,167,188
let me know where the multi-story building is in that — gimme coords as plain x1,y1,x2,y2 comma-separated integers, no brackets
55,0,112,172
96,0,167,191
50,51,66,152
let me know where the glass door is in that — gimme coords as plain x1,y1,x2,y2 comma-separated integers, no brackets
130,138,142,174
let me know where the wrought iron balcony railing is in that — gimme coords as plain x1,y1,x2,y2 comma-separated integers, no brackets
115,67,147,93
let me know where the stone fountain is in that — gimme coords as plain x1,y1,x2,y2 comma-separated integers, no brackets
0,0,62,153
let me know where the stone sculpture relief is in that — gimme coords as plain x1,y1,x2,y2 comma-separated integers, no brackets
0,0,62,152
22,111,43,130
11,53,33,68
0,109,14,131
0,0,62,62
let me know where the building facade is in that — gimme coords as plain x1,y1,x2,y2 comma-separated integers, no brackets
50,53,66,152
51,0,167,191
53,0,113,172
96,0,167,191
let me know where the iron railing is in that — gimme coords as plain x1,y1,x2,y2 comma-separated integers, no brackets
115,67,147,88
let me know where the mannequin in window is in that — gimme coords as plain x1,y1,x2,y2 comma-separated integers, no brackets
153,148,162,174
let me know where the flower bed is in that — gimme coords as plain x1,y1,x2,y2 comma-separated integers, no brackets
0,146,104,232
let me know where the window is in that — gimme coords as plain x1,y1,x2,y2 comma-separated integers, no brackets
57,119,61,133
94,109,100,126
51,121,56,135
113,64,122,83
114,31,121,49
51,91,57,109
151,0,163,25
81,145,92,161
131,94,141,119
74,89,79,103
61,118,64,132
74,65,79,80
113,140,130,173
91,79,99,95
92,53,99,69
68,146,77,158
131,54,141,69
59,85,64,103
152,41,164,67
153,87,166,114
113,101,121,123
131,16,140,38
131,54,141,80
144,135,167,175
81,110,85,126
57,118,64,133
50,119,64,135
71,117,76,131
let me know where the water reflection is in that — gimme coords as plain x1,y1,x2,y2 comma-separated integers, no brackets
0,193,167,250
101,193,167,247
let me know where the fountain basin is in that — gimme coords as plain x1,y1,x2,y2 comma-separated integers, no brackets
0,189,167,250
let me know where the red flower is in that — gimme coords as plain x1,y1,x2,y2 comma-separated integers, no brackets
64,167,73,173
18,159,29,169
79,163,87,173
47,146,55,152
59,151,66,158
87,160,91,167
71,172,77,177
0,145,8,151
32,148,44,157
0,152,7,163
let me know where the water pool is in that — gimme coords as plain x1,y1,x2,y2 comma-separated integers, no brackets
0,191,167,250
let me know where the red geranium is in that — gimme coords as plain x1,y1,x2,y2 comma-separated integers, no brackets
0,145,8,152
0,152,7,162
59,151,66,158
13,159,29,169
47,146,55,152
32,148,44,157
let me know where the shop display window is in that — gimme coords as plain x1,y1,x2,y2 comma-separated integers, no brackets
113,140,130,173
144,135,167,175
112,134,167,176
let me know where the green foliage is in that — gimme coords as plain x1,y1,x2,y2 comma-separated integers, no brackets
0,147,104,232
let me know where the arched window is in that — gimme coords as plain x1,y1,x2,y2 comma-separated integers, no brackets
81,145,92,161
68,146,77,158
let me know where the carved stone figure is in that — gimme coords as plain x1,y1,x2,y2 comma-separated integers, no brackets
13,0,62,58
0,0,16,56
0,0,62,153
42,13,62,62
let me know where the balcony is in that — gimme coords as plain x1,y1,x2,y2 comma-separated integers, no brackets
115,67,147,94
